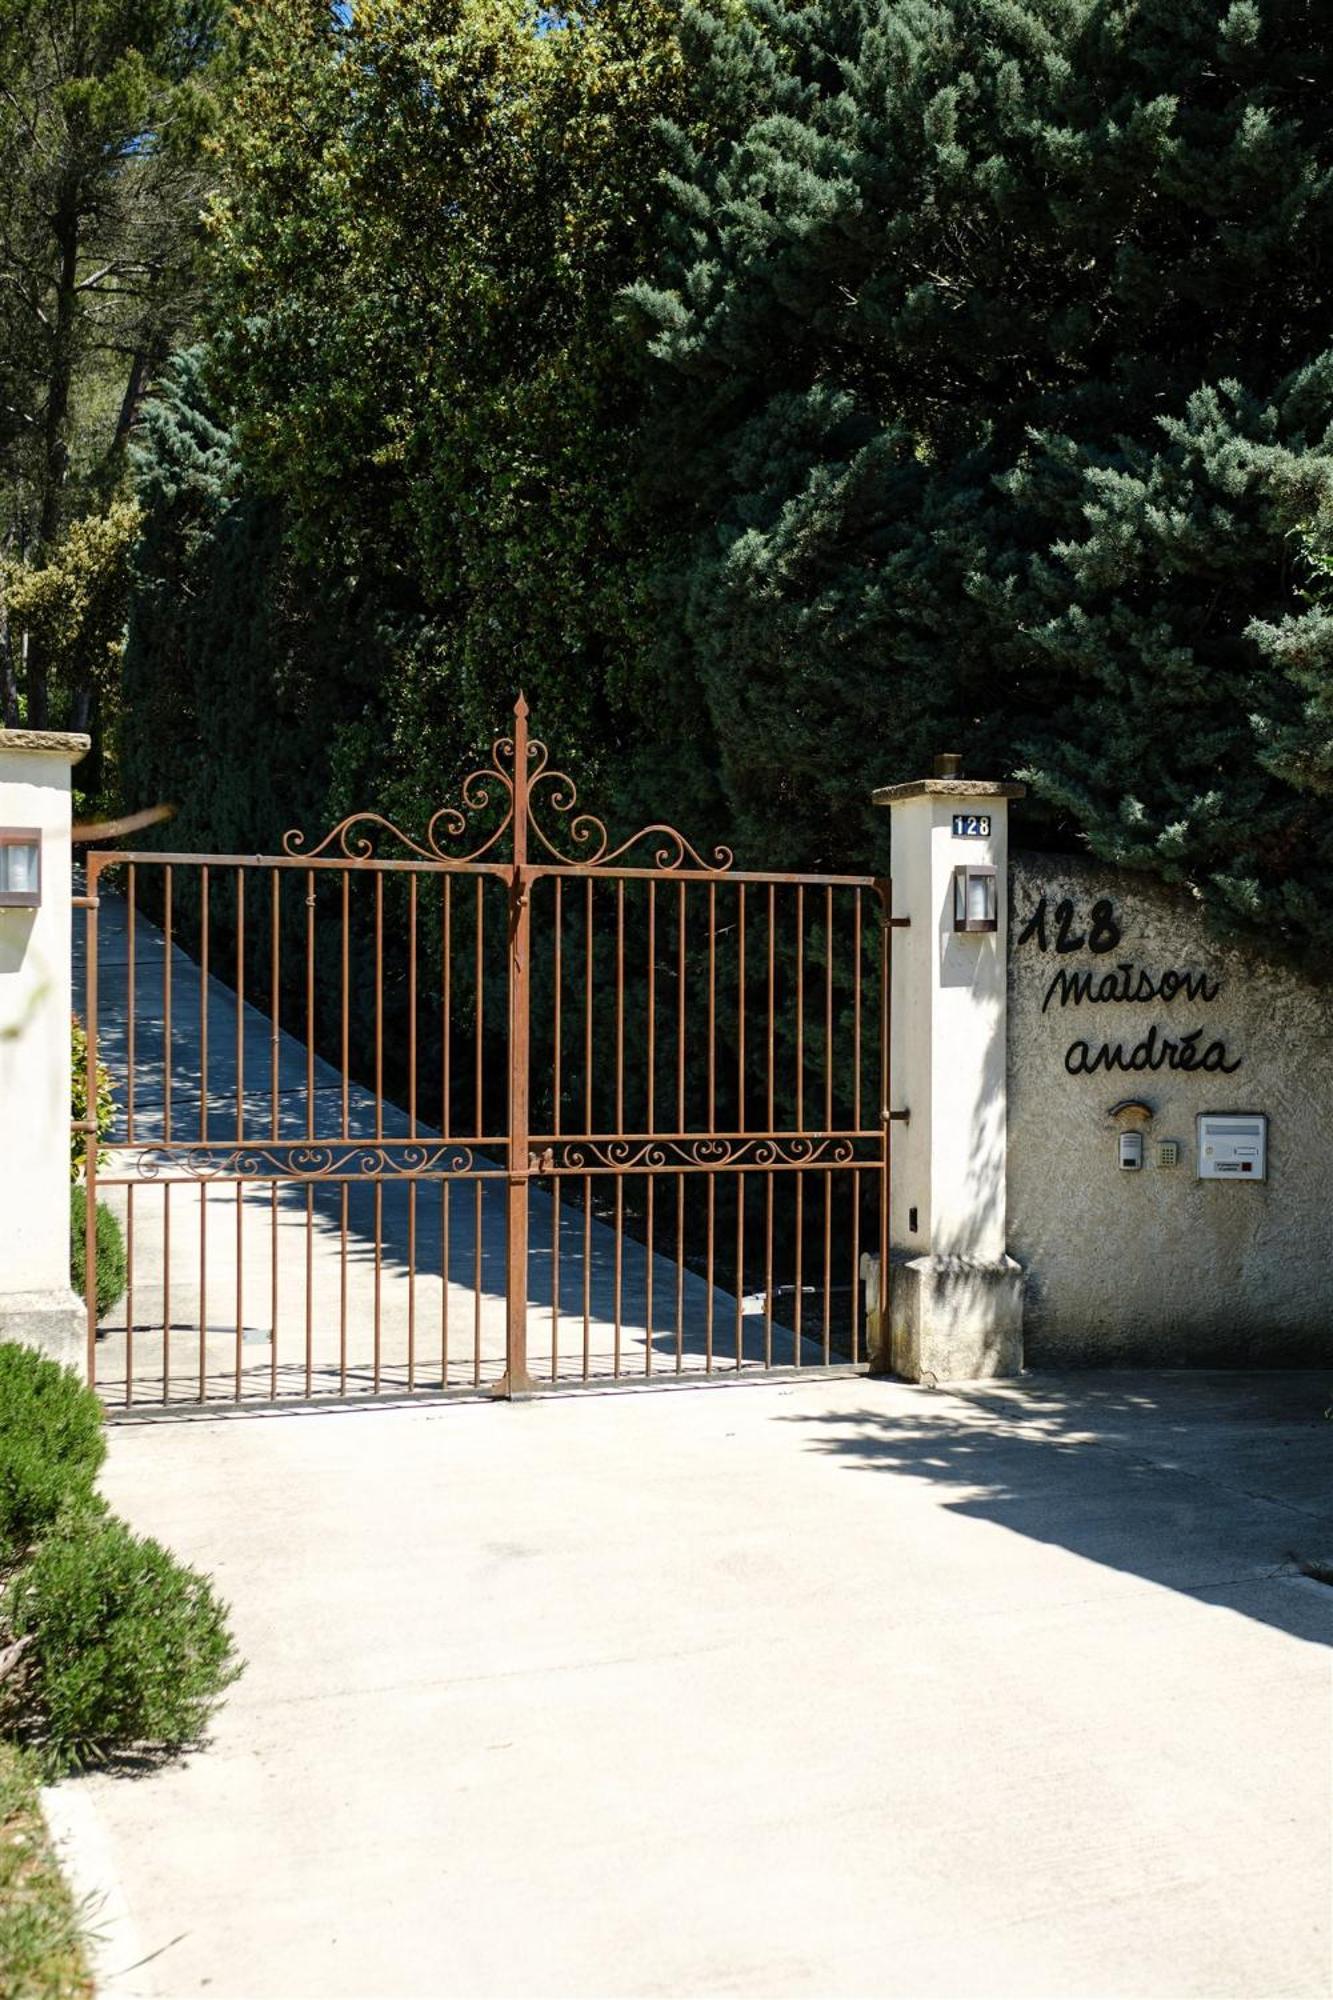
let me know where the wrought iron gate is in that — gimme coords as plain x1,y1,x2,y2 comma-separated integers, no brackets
77,702,900,1409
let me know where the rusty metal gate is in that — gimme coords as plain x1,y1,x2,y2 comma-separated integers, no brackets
76,702,902,1410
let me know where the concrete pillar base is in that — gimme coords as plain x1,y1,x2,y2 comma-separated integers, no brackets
885,1254,1024,1383
0,1291,86,1375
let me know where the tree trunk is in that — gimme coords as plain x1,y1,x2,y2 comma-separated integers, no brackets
29,212,81,728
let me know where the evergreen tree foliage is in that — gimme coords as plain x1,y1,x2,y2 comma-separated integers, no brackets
626,0,1333,960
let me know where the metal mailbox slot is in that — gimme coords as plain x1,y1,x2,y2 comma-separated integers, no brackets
1197,1112,1267,1182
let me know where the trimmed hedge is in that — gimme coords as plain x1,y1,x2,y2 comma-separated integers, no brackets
0,1348,105,1564
6,1510,241,1771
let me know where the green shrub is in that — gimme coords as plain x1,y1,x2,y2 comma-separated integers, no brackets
68,1189,126,1321
6,1512,242,1771
69,1015,114,1183
0,1348,105,1564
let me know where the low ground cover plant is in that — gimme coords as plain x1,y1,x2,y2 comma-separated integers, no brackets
0,1347,241,1776
0,1741,91,2000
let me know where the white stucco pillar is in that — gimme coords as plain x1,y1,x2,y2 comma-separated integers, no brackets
872,764,1025,1381
0,730,90,1371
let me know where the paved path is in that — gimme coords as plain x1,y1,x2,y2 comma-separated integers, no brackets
45,1370,1333,1998
74,886,826,1405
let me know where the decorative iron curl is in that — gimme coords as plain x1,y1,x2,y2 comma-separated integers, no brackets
282,735,517,865
281,702,732,873
130,1142,481,1182
525,754,733,874
534,1135,865,1175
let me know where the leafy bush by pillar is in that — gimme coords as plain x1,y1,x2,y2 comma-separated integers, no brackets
69,1015,114,1183
0,1348,105,1563
68,1189,127,1321
5,1511,241,1771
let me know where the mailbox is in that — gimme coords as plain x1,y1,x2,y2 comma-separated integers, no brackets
1197,1112,1267,1182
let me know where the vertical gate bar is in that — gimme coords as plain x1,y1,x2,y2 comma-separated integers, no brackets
737,883,746,1133
707,882,716,1130
235,1182,245,1402
615,879,624,1135
551,1178,561,1383
583,875,593,1381
373,1181,382,1392
235,869,245,1401
674,1172,684,1373
199,866,209,1145
126,864,136,1141
408,876,418,1392
409,876,418,1136
125,1185,134,1409
646,881,656,1133
473,1181,482,1387
705,1175,715,1373
644,1176,654,1377
735,1171,745,1371
850,1169,861,1365
764,1171,774,1368
270,872,280,1400
816,1168,824,1368
269,1184,277,1401
853,887,863,1131
83,864,100,1387
198,1179,207,1402
442,874,451,1390
553,877,562,1132
163,1183,172,1403
375,872,384,1140
408,1181,417,1392
824,889,834,1366
198,867,209,1403
124,864,135,1408
500,695,535,1397
340,1183,349,1394
441,1180,450,1389
794,1172,804,1366
613,1179,623,1378
475,876,484,1134
306,1184,315,1396
676,881,685,1131
795,884,805,1134
582,1179,591,1381
766,885,775,1136
613,874,624,1379
341,871,350,1136
306,870,315,1136
552,877,562,1382
163,866,173,1145
825,885,834,1134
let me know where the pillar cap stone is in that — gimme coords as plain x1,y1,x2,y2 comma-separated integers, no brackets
0,730,90,763
873,776,1026,805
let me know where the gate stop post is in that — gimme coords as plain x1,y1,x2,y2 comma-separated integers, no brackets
871,760,1026,1382
0,730,89,1373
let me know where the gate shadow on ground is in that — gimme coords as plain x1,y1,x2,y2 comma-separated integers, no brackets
784,1372,1333,1646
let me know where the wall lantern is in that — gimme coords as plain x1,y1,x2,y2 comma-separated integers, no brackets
0,828,41,909
952,863,997,934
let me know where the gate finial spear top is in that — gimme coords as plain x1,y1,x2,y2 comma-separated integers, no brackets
514,691,529,720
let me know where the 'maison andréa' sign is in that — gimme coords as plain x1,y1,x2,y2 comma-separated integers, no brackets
1017,894,1241,1077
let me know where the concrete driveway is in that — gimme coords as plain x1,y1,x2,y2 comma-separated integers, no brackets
46,1370,1333,1999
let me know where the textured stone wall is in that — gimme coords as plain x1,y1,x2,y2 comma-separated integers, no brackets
1008,852,1333,1365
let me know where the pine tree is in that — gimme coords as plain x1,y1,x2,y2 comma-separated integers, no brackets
627,0,1333,961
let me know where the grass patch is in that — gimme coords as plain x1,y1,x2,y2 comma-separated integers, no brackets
0,1742,91,2000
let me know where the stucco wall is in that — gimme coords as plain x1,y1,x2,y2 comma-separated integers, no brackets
1008,852,1333,1366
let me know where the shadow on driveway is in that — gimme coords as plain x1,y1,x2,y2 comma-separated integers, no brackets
784,1368,1333,1647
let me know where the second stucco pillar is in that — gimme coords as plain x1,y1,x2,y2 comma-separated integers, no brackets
873,764,1025,1381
